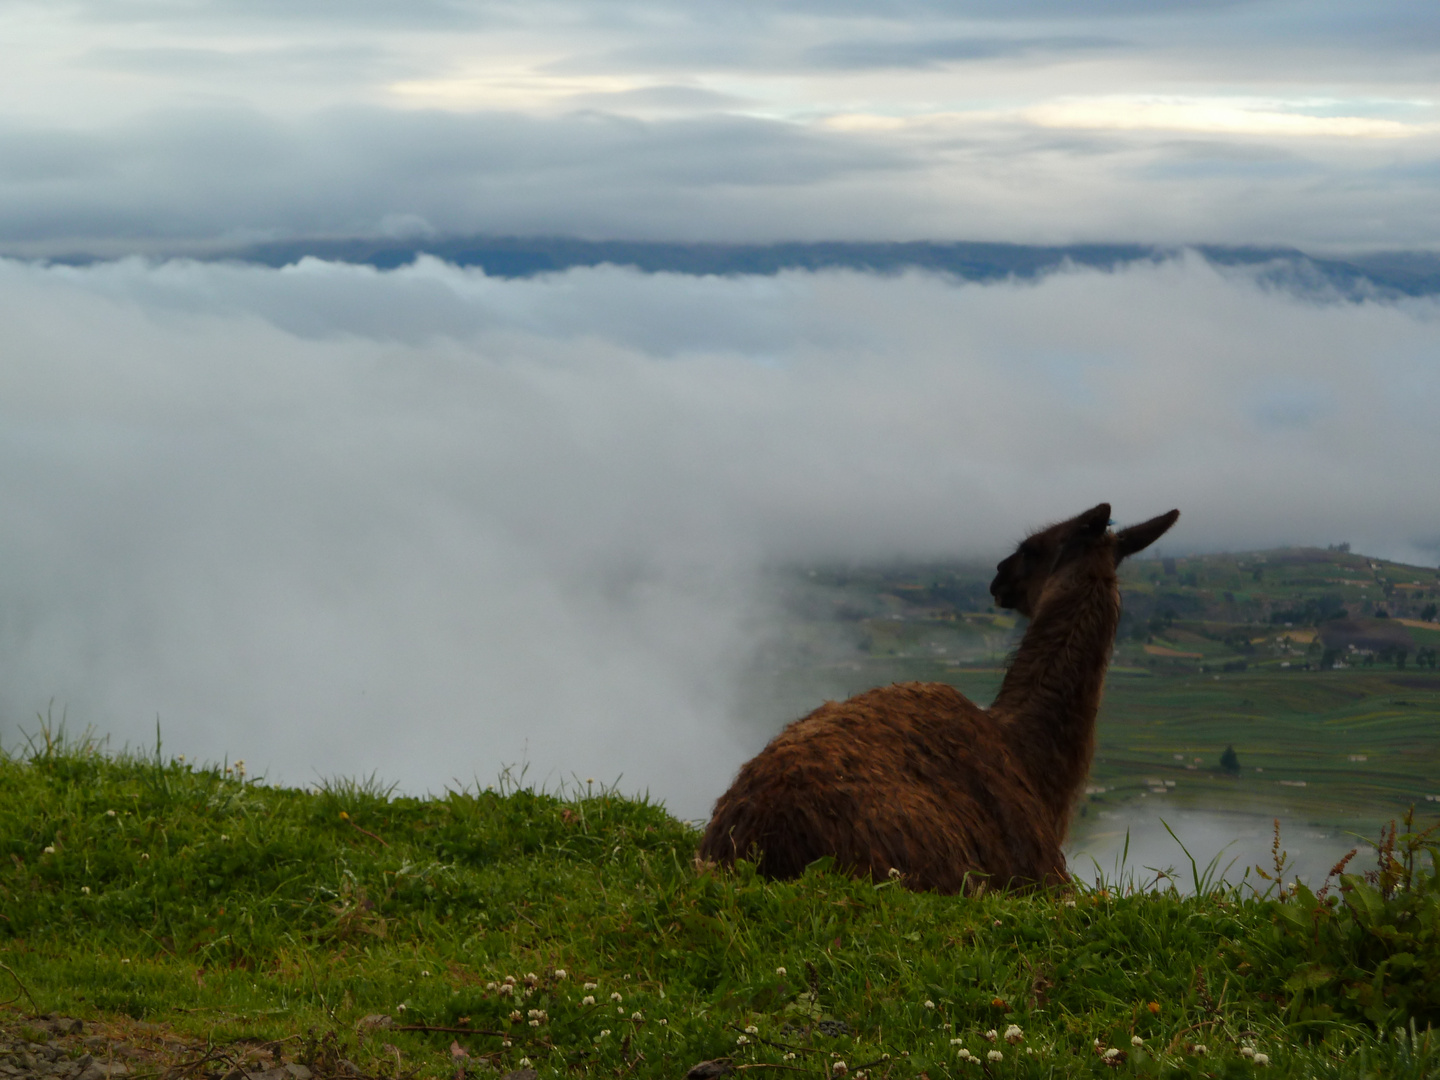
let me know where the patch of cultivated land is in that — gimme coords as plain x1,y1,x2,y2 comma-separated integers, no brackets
758,547,1440,834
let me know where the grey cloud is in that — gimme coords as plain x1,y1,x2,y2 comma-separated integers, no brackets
803,34,1125,71
561,85,752,113
2,256,1439,814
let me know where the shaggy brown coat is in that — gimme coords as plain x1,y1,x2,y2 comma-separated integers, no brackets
698,502,1179,893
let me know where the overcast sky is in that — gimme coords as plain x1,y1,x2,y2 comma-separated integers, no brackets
2,0,1438,251
2,2,1438,814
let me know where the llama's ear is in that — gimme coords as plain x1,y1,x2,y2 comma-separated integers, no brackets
1115,509,1180,560
1078,502,1112,535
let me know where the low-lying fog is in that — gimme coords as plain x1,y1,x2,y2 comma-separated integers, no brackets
2,254,1438,823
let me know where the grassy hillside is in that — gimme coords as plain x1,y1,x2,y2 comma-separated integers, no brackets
753,547,1440,833
3,740,1440,1079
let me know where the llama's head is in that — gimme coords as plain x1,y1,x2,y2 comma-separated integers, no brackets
990,503,1180,616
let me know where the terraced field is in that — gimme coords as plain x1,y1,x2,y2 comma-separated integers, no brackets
749,546,1440,837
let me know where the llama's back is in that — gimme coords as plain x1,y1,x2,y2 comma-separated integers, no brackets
698,682,1064,892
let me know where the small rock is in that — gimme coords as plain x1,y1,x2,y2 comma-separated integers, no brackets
685,1060,734,1080
283,1066,311,1080
354,1015,392,1033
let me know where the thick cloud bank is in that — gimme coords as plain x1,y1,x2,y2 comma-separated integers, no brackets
1,256,1437,815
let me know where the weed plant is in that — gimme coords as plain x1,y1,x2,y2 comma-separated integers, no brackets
1,730,1437,1079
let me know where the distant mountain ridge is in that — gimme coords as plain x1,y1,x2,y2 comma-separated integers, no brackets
39,236,1440,299
234,238,1440,298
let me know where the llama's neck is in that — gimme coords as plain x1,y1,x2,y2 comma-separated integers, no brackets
988,560,1121,832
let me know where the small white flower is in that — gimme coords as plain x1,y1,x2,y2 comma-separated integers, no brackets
924,1000,935,1009
499,983,514,995
985,1030,998,1043
1240,1047,1255,1059
518,1058,531,1068
504,974,517,983
1102,1048,1120,1062
617,1007,625,1015
832,1061,848,1075
659,1019,668,1026
1131,1035,1144,1047
1193,1044,1208,1055
1004,1025,1023,1045
528,1009,547,1021
888,867,902,879
396,1004,407,1013
1064,900,1077,908
219,834,229,842
554,968,568,979
582,995,596,1006
598,1030,610,1039
501,1040,511,1048
611,992,623,1002
782,1053,795,1061
486,982,498,991
631,1011,643,1021
421,970,431,977
1253,1052,1270,1066
510,1010,524,1022
744,1026,759,1035
106,809,117,818
43,846,55,855
949,1039,963,1046
528,1020,540,1027
775,966,787,976
80,886,91,895
120,958,130,964
584,982,598,990
524,972,538,986
987,1050,1003,1063
1093,1038,1103,1050
736,1035,750,1045
140,852,149,860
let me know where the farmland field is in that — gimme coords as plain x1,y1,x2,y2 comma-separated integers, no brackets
743,546,1440,845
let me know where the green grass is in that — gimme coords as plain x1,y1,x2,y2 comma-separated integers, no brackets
4,736,1440,1079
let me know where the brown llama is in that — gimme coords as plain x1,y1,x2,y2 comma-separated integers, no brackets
698,502,1179,893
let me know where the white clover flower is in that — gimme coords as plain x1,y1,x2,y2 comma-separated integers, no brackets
1254,1053,1270,1066
555,969,568,979
949,1039,963,1046
528,1009,547,1021
985,1030,998,1043
140,852,149,860
486,982,498,991
611,992,623,1002
43,846,55,855
1064,900,1077,908
120,958,130,964
1004,1025,1023,1045
1102,1048,1120,1062
987,1050,1003,1063
659,1019,668,1026
524,972,538,985
1193,1045,1208,1055
617,1007,625,1015
106,810,117,818
501,1040,511,1049
598,1030,610,1039
744,1026,759,1035
397,1004,407,1013
1131,1036,1144,1047
1093,1038,1103,1050
504,974,517,984
518,1058,531,1068
1240,1047,1255,1059
584,982,598,991
219,834,230,842
631,1012,643,1021
421,970,431,978
832,1061,848,1075
782,1053,795,1061
81,886,91,895
582,995,596,1006
528,1020,540,1027
736,1035,750,1046
924,1000,935,1009
498,983,514,995
888,867,902,879
775,966,787,976
510,1010,523,1022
